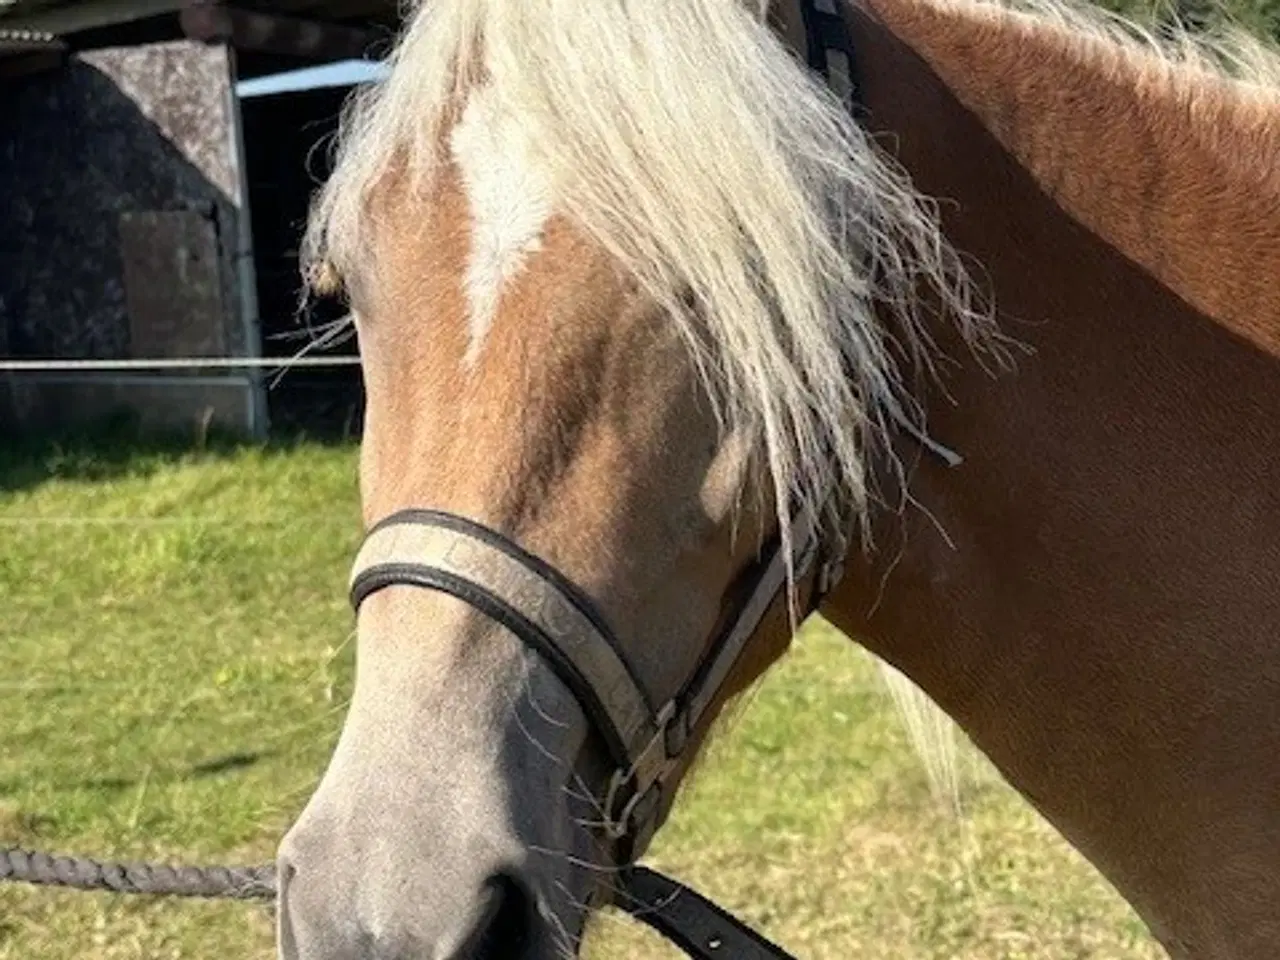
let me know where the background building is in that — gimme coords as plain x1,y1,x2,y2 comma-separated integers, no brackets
0,0,396,438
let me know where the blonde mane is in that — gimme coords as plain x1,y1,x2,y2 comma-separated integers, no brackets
303,0,1000,583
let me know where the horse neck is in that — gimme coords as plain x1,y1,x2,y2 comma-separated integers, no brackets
855,0,1280,355
832,3,1280,955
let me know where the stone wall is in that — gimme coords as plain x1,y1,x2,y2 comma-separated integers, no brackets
0,39,263,437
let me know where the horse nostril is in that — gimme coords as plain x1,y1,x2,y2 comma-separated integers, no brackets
455,872,536,960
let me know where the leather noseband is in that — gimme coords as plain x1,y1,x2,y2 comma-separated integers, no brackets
348,501,845,861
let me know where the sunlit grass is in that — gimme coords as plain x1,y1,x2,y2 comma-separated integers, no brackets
0,435,1159,959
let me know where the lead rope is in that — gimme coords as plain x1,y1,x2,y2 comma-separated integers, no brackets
0,847,276,901
0,848,796,959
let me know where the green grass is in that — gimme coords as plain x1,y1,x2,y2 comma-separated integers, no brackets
0,434,1162,959
1106,0,1280,39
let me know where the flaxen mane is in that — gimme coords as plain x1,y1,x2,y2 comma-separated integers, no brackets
303,0,1000,579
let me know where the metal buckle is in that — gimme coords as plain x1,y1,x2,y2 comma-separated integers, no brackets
602,700,679,840
813,508,850,601
816,555,845,597
602,769,635,840
604,779,664,843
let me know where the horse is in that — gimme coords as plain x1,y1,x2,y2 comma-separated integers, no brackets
276,0,1280,956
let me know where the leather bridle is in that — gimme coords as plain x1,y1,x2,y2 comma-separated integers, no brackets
348,498,848,862
347,498,845,958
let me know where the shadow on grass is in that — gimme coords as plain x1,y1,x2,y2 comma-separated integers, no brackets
0,412,357,495
0,752,271,804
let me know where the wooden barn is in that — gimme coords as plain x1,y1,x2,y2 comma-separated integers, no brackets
0,0,397,438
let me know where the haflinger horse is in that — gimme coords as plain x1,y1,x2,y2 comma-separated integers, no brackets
278,0,1280,956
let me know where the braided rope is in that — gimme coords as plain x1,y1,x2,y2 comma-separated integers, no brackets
0,848,276,901
1,850,796,958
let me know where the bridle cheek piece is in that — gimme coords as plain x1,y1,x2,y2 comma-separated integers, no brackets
347,501,846,862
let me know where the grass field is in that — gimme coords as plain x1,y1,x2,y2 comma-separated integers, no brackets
0,433,1163,959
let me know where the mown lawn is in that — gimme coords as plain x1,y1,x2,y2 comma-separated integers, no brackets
0,434,1162,959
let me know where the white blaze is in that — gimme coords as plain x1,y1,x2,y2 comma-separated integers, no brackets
449,86,555,365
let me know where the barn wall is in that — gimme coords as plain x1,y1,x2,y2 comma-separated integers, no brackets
0,39,264,438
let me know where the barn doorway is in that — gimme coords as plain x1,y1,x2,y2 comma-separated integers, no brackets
239,80,364,439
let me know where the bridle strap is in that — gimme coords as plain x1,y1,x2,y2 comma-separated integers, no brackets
348,508,812,960
348,501,840,853
800,0,863,113
618,866,798,960
349,509,659,778
671,496,826,761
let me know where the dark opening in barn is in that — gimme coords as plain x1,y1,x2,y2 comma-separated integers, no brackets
241,82,365,439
